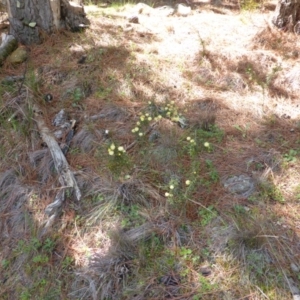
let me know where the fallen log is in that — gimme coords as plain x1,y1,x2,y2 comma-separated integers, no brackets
33,105,81,230
0,33,18,65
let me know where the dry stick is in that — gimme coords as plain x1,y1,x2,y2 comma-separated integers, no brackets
33,105,81,231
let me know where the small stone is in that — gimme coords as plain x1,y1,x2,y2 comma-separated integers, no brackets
291,263,300,273
128,15,139,24
199,266,212,276
7,47,28,64
53,109,68,127
44,94,53,102
223,175,255,197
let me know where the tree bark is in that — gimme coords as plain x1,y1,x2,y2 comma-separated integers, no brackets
272,0,300,32
6,0,89,45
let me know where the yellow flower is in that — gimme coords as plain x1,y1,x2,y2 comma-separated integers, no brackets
170,185,174,190
165,192,170,197
108,150,114,156
148,117,152,121
190,139,195,143
140,116,145,121
204,142,210,147
110,143,115,150
118,146,124,152
136,121,141,126
139,132,143,136
185,180,191,186
187,137,191,141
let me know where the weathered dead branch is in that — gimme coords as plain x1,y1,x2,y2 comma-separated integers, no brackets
33,105,81,230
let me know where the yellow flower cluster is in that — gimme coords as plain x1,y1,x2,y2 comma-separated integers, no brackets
108,143,126,156
132,112,154,137
186,136,196,145
154,115,163,121
165,192,173,197
161,101,182,122
165,180,191,198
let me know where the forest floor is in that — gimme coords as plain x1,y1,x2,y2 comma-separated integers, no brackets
1,0,300,299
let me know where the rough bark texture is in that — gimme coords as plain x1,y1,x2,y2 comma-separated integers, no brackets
33,105,81,203
7,0,55,44
6,0,89,45
61,0,90,32
272,0,300,32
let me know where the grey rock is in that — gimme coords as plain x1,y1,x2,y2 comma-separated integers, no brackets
52,109,68,127
199,266,212,276
128,15,139,23
148,130,160,142
223,175,255,197
291,263,300,273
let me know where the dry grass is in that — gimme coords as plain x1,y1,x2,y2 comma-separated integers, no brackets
1,0,300,299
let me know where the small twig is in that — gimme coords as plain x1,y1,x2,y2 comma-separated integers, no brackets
16,57,28,95
255,285,270,299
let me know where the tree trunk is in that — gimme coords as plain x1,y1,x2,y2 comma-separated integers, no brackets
272,0,300,33
6,0,89,45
